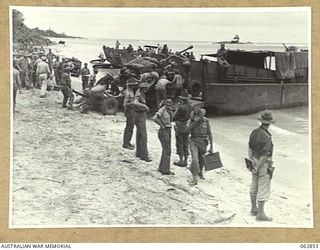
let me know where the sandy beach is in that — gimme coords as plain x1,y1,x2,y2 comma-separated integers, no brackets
11,74,312,227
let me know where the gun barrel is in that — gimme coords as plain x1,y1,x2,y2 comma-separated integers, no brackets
177,45,193,55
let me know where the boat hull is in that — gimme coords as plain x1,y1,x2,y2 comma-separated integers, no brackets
204,83,308,114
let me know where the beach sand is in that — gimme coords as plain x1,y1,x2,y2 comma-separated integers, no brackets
11,84,312,227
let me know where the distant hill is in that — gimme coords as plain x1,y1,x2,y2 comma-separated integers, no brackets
30,27,82,39
12,9,81,46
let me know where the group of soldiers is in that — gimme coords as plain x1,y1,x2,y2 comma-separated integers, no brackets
122,74,276,221
12,44,276,222
122,76,213,186
12,46,82,111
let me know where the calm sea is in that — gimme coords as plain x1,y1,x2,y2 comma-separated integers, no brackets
49,37,308,66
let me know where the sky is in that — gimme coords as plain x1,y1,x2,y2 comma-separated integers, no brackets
13,7,310,44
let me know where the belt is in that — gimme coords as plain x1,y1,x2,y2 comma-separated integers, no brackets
160,126,172,129
191,135,208,139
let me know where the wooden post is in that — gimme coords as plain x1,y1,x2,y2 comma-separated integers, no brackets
269,53,272,70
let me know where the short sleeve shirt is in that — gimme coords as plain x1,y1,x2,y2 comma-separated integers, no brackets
190,117,211,139
249,126,273,158
155,106,172,128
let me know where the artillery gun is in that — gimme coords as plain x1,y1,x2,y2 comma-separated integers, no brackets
72,88,119,116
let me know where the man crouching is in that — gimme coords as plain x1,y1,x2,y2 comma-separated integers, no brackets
60,67,74,109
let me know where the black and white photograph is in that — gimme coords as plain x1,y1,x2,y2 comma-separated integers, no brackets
10,6,312,228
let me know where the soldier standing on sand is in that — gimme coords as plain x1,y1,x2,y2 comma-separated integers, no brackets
133,82,152,162
81,63,91,90
36,55,51,98
186,107,214,186
88,68,98,89
18,53,31,89
46,48,55,72
248,110,276,222
153,99,175,175
122,78,139,150
32,54,42,88
53,56,60,84
173,90,193,167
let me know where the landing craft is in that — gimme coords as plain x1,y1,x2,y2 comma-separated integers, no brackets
94,44,308,114
193,48,308,114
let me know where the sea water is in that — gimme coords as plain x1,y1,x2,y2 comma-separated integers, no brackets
49,37,308,65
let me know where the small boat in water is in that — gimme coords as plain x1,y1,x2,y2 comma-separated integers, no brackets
216,35,251,45
231,35,240,43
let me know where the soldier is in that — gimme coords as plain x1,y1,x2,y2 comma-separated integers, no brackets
96,73,120,95
56,57,67,85
60,66,74,109
217,43,230,77
123,78,139,150
133,82,152,162
52,56,60,84
88,68,98,89
173,90,193,167
36,55,51,98
248,110,276,221
32,54,42,88
186,107,213,186
116,40,121,49
46,48,55,72
153,99,174,175
18,53,31,89
81,63,91,90
155,74,170,108
170,68,184,100
217,43,229,67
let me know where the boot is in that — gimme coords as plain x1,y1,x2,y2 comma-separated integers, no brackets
174,155,184,167
198,172,205,180
123,144,134,150
189,175,198,186
256,201,273,221
141,157,152,162
182,155,188,167
250,194,258,216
